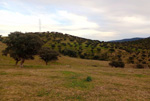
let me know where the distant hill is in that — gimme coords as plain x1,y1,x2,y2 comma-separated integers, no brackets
109,37,144,42
2,31,150,66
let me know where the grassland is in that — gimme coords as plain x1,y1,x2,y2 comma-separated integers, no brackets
0,42,150,101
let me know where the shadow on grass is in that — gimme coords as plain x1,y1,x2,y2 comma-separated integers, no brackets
23,65,53,69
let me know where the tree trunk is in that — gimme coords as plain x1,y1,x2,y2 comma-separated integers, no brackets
20,59,25,68
46,62,48,65
15,60,19,66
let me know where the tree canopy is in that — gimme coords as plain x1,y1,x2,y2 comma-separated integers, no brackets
3,32,43,67
39,47,59,65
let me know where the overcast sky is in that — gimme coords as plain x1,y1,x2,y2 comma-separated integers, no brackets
0,0,150,41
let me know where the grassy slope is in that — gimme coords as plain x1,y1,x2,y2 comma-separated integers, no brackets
0,42,150,101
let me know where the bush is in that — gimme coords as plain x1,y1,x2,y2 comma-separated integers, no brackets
61,49,77,57
136,64,144,69
142,61,146,64
80,55,85,59
109,61,125,68
93,55,100,60
127,57,134,64
86,76,92,82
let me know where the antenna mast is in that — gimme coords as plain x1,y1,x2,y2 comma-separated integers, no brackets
39,19,41,33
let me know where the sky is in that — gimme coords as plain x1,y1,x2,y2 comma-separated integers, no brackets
0,0,150,41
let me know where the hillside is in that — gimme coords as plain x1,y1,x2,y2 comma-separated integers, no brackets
1,32,150,68
33,32,150,67
0,41,150,100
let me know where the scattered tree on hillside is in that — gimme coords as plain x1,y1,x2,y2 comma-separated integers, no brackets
127,56,134,64
109,61,125,68
96,48,101,52
61,49,77,57
2,31,148,67
109,48,115,54
2,32,43,67
39,47,59,65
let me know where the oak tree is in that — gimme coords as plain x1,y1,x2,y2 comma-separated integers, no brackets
3,32,43,67
39,47,59,65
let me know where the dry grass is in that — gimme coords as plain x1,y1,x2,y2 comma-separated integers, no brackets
0,42,150,101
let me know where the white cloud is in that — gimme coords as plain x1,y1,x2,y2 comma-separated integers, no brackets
1,0,150,40
56,11,99,29
1,9,115,40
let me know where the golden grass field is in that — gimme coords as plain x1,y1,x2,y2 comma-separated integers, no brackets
0,42,150,101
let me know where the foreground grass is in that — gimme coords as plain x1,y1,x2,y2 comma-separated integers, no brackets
0,57,150,101
0,42,150,100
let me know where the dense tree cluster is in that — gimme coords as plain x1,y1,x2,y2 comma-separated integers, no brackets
2,32,59,67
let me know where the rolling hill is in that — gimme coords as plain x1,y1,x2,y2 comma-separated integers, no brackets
1,31,150,67
33,32,150,67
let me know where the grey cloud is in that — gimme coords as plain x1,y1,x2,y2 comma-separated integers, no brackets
1,0,150,40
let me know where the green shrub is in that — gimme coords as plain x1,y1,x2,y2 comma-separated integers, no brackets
61,49,77,57
109,61,125,68
86,76,92,82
